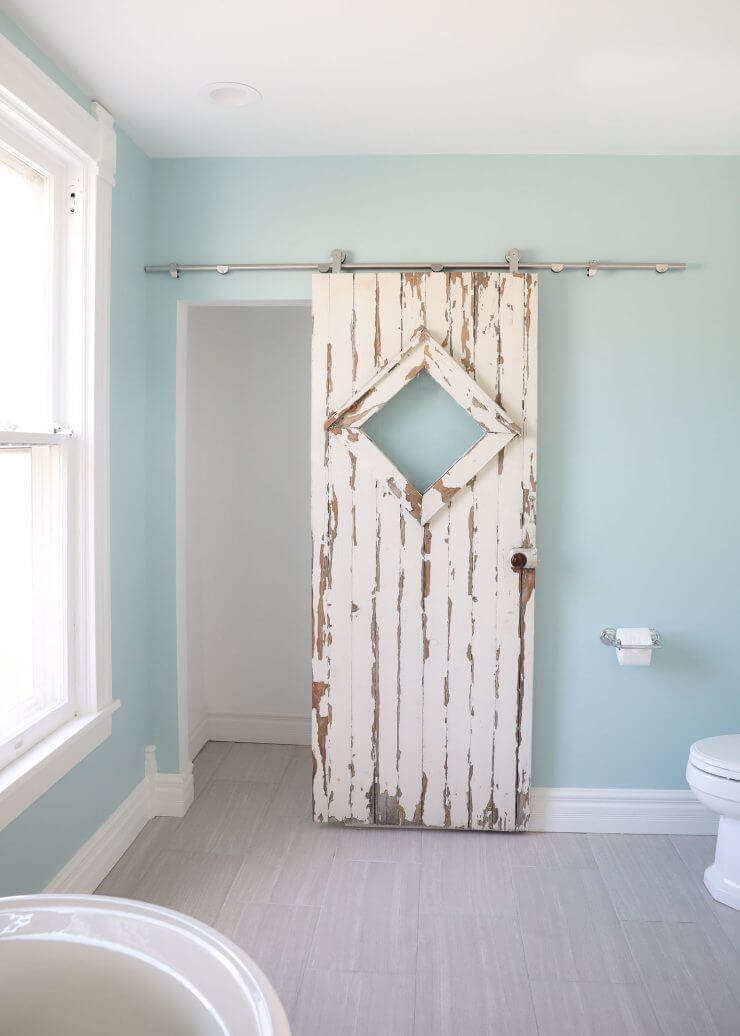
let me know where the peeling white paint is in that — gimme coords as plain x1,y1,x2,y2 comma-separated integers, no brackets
311,272,537,831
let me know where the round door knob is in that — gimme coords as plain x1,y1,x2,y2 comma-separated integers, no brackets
511,552,527,571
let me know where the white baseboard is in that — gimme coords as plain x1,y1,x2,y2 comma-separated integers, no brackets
45,746,194,894
43,755,714,892
191,711,311,759
145,745,195,817
186,717,713,837
44,776,152,894
529,787,718,835
152,768,195,816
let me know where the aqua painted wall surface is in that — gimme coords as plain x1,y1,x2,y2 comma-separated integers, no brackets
147,155,740,788
0,18,151,894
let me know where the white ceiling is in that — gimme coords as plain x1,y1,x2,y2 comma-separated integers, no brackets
4,0,740,156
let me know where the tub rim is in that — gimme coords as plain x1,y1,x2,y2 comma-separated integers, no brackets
0,893,291,1036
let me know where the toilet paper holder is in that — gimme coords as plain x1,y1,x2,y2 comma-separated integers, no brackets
600,628,662,649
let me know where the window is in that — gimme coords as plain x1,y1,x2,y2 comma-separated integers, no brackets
0,33,117,829
0,141,69,769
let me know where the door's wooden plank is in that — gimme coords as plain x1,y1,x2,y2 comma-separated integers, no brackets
468,272,501,829
375,483,401,823
445,271,475,828
310,273,331,821
425,272,450,351
374,273,403,823
348,272,379,822
491,272,526,831
396,273,426,824
419,272,449,826
376,272,403,372
516,273,538,829
325,273,355,821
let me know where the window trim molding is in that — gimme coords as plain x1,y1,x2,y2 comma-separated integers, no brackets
0,32,117,831
0,703,120,831
0,33,115,186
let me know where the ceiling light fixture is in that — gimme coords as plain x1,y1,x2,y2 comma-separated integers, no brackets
206,82,262,107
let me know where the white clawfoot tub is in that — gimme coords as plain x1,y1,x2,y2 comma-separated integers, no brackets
0,895,291,1036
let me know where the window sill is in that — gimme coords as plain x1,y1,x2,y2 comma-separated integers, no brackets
0,701,120,833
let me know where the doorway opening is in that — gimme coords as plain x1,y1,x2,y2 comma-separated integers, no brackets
177,302,312,763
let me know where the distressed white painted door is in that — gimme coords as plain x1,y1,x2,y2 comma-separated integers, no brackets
311,271,537,831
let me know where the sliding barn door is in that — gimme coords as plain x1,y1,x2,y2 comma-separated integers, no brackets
311,272,537,831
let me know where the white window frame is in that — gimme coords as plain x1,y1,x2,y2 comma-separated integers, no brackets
0,33,118,831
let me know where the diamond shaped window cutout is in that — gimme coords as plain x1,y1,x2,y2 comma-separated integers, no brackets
362,369,485,493
327,328,519,524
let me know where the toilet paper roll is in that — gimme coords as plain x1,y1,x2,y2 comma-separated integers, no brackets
616,627,653,666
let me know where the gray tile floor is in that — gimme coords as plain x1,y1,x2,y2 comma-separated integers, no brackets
95,742,740,1035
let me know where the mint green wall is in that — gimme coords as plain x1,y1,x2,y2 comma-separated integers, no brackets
147,155,740,788
0,19,151,894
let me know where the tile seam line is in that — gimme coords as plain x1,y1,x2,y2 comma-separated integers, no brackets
507,835,542,1035
591,835,674,1036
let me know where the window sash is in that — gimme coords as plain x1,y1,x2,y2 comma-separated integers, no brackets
0,430,74,445
0,443,69,770
0,117,83,771
0,116,73,436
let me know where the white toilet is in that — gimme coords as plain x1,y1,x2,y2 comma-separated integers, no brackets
686,734,740,910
